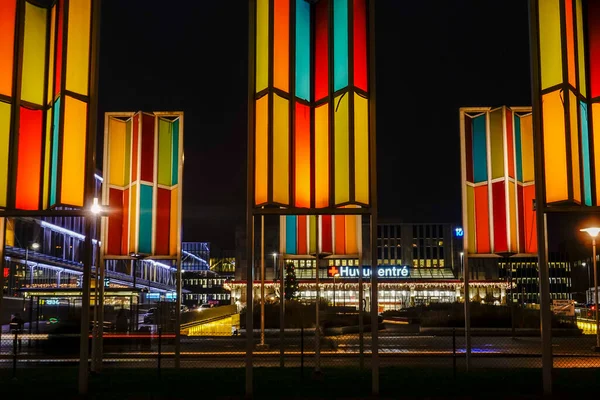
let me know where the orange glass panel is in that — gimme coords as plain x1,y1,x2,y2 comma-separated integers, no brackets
273,0,289,92
315,103,329,208
255,96,268,205
542,91,568,203
345,215,358,254
334,215,345,254
61,96,87,207
569,91,581,203
15,107,43,210
0,0,16,97
65,0,91,95
474,185,490,253
295,102,311,207
273,94,289,205
0,102,11,207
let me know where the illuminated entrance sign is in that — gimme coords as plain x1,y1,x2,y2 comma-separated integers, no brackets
327,265,410,279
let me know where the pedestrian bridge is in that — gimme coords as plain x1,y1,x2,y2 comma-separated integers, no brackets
180,305,239,336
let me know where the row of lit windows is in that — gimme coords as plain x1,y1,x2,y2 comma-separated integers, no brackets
514,277,571,286
183,278,226,288
184,293,231,301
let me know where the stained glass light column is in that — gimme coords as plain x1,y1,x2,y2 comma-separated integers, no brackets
0,0,99,212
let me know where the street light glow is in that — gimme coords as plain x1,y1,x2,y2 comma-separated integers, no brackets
91,197,102,215
581,227,600,238
31,243,40,250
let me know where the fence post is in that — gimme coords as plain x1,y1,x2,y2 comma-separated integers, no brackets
300,325,304,378
12,329,18,379
453,327,456,379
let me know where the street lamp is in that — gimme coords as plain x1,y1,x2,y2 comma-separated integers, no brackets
91,197,102,215
272,253,277,281
26,242,40,286
580,227,600,351
459,252,464,279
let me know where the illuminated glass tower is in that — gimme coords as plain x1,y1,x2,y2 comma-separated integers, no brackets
252,0,372,210
0,0,99,211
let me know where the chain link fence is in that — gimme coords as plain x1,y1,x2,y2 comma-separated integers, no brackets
2,286,600,395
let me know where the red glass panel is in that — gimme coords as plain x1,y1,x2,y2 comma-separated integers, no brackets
315,0,329,100
155,188,171,255
15,107,42,210
517,184,525,252
589,0,600,98
353,0,367,91
107,188,123,255
141,114,155,182
297,215,307,254
492,181,507,253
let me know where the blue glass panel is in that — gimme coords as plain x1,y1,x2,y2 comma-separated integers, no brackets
295,0,310,101
472,115,488,183
171,118,179,185
285,215,297,254
50,97,60,206
139,184,153,254
333,0,348,91
581,101,592,206
514,116,523,182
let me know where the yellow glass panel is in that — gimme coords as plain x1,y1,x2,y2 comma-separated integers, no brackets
47,5,56,105
466,185,475,253
6,218,15,247
354,93,369,205
489,108,504,179
593,104,600,203
256,0,269,93
61,96,87,206
65,0,91,95
129,184,138,254
255,96,269,204
108,117,126,187
0,102,10,207
542,91,568,203
273,94,289,205
569,91,581,203
576,0,586,97
21,3,47,105
170,187,178,256
43,108,52,210
345,214,358,254
520,114,535,182
508,181,517,252
315,103,329,208
538,0,563,90
334,93,349,205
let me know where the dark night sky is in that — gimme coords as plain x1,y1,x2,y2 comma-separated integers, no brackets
97,0,591,256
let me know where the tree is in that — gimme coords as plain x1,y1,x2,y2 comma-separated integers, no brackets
284,262,299,300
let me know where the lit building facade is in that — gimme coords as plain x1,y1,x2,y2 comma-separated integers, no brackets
182,242,210,271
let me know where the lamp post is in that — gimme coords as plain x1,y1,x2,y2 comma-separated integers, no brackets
580,227,600,351
459,252,464,279
582,262,591,303
26,242,40,287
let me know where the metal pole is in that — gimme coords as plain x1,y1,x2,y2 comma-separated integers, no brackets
96,215,105,372
370,214,379,395
78,217,93,395
246,0,257,395
593,239,599,349
315,220,321,373
175,256,182,368
260,215,265,347
333,276,336,307
279,253,285,368
528,0,553,393
463,252,471,371
358,258,364,370
0,218,5,348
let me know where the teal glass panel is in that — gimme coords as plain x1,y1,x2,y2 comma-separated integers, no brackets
473,115,488,183
286,215,297,254
138,183,153,254
50,97,60,205
296,0,310,101
172,118,179,185
333,0,348,91
515,116,523,182
580,101,592,206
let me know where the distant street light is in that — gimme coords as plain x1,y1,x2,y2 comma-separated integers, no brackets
91,197,102,215
580,227,600,351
